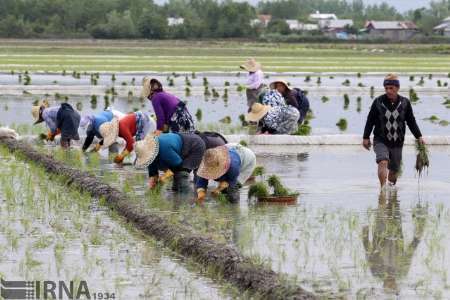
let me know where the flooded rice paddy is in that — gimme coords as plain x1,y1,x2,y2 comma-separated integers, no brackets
1,72,450,298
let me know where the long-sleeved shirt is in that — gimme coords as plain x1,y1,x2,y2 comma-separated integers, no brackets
150,91,180,130
119,113,137,152
195,149,241,190
82,111,114,151
246,70,264,89
42,106,60,134
147,133,183,177
363,94,422,147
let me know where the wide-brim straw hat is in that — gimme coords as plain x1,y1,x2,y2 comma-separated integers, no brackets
31,99,50,124
141,76,152,98
99,117,119,149
240,58,261,73
197,146,231,180
245,103,271,122
134,134,159,169
269,79,291,91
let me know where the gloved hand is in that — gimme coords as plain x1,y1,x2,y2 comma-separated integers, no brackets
159,169,174,184
148,176,159,189
197,188,206,203
113,149,130,164
46,131,56,141
211,181,229,197
154,130,162,136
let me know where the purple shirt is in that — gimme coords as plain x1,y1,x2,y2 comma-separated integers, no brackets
150,91,180,130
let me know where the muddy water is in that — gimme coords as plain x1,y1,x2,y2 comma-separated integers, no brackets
1,73,450,135
0,151,233,299
85,145,450,298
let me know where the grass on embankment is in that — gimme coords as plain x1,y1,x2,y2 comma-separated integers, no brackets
1,39,450,73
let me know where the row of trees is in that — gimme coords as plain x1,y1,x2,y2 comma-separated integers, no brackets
0,0,449,39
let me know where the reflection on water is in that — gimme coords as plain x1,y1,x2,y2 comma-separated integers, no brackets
363,190,427,294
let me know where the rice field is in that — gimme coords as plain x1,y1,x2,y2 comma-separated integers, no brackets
1,40,450,73
1,39,450,299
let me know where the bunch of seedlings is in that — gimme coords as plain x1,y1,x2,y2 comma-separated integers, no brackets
415,140,429,177
248,174,299,203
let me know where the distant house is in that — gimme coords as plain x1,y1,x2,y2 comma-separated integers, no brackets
167,17,184,26
285,20,318,31
250,14,272,28
433,17,450,36
309,11,337,23
363,21,418,41
319,19,354,39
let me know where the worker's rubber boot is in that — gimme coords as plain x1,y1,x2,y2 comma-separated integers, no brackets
172,171,191,193
224,185,240,204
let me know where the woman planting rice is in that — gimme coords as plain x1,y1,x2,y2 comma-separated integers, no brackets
31,100,80,148
240,58,267,112
80,110,122,153
270,80,310,125
134,132,206,191
195,144,256,204
141,77,195,134
114,111,156,164
245,89,300,135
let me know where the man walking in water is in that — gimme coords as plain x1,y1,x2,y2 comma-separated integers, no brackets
363,74,425,188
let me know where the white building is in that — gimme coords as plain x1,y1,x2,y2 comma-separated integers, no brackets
309,11,337,23
433,17,450,37
167,17,184,26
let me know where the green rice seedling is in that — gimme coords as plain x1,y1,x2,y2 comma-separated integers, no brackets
293,122,312,136
104,96,110,109
185,76,191,87
18,74,22,83
223,88,228,99
62,70,66,76
238,114,248,127
195,109,202,121
438,120,449,126
111,74,116,82
316,77,321,85
417,76,425,86
409,75,415,81
437,80,442,87
424,115,439,122
357,72,362,78
128,91,133,102
204,86,211,96
370,86,375,98
336,118,348,131
212,88,220,98
321,96,330,103
24,74,31,85
219,116,231,124
442,98,450,106
224,81,230,86
252,166,265,179
357,97,362,113
410,88,419,102
191,72,196,79
444,82,448,87
428,74,433,80
10,70,14,75
343,94,350,110
236,85,245,92
4,104,8,111
357,83,365,87
415,141,430,177
304,76,311,82
121,81,127,86
267,175,290,196
90,95,97,109
248,182,269,199
64,96,69,102
76,102,83,111
203,77,208,86
168,78,175,87
239,140,248,147
185,87,191,96
342,79,350,86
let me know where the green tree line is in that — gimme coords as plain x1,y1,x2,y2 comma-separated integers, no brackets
0,0,448,39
